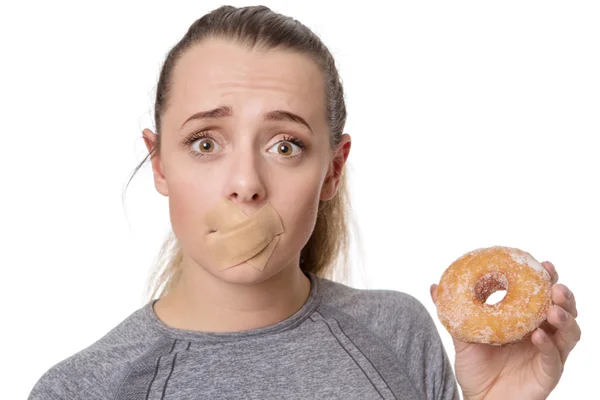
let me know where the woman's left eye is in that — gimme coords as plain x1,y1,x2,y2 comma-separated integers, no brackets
267,137,305,157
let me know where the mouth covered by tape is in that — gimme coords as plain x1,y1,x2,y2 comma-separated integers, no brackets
204,198,284,271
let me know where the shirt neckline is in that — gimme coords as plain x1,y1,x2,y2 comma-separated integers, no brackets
142,271,321,342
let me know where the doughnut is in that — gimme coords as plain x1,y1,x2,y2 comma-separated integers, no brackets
434,246,553,345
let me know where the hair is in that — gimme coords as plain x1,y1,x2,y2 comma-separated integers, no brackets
123,5,353,303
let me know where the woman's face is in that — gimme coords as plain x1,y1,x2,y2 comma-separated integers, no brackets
144,38,350,283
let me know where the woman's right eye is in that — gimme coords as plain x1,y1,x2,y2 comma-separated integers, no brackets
189,135,222,157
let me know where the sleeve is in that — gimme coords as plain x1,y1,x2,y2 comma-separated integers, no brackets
28,365,76,400
27,354,111,400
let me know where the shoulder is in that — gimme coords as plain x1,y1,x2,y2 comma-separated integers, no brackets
28,304,163,400
315,275,459,399
316,276,437,340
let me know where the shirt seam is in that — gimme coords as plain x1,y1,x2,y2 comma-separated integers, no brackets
314,304,424,399
111,336,165,400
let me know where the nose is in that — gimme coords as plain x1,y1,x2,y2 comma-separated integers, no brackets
225,147,266,205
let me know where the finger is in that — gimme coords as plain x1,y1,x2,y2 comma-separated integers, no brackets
531,328,563,384
546,304,582,364
430,284,439,303
538,319,557,335
541,261,559,284
552,284,578,318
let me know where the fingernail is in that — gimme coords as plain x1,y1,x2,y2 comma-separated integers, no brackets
565,288,573,300
560,308,568,322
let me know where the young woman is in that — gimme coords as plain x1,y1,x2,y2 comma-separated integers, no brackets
28,5,580,400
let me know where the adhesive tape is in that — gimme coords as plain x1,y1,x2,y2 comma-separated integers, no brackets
204,198,284,271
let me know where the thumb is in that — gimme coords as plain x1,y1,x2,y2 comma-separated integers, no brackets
430,283,439,303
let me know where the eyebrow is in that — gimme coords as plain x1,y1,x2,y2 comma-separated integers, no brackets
180,106,313,134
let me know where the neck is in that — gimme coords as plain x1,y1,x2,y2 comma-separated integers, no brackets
152,257,312,333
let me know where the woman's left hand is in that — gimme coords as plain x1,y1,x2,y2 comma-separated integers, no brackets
431,261,581,400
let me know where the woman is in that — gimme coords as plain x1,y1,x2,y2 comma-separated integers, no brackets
28,5,580,399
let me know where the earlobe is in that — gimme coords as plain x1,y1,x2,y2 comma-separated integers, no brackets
142,128,169,197
319,175,334,201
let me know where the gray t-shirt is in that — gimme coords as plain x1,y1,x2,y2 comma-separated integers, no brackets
28,271,460,399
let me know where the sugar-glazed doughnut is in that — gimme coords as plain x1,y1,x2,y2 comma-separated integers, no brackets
434,246,552,345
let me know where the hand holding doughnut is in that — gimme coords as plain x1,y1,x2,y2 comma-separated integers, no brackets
431,247,581,400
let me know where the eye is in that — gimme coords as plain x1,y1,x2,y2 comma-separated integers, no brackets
193,137,221,154
268,136,305,157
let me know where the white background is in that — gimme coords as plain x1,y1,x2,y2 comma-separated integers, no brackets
2,1,598,399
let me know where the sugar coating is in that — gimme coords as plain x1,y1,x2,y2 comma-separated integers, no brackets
475,326,495,343
508,248,549,277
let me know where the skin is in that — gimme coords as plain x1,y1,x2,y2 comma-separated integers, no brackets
431,261,581,399
143,38,351,333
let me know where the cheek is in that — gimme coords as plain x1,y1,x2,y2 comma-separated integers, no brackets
164,165,216,249
274,169,324,253
284,195,320,249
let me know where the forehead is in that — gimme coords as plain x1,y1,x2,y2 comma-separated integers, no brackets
165,38,327,129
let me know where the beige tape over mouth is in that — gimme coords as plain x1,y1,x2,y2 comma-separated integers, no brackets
205,198,284,271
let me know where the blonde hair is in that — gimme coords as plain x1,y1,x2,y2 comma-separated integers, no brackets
124,5,353,303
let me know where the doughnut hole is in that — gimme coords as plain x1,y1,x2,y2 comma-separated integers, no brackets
474,271,508,305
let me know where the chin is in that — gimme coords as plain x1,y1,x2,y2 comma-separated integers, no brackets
206,261,280,285
214,250,302,285
217,262,270,284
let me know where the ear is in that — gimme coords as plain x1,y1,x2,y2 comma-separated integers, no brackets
142,128,169,197
320,133,351,201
